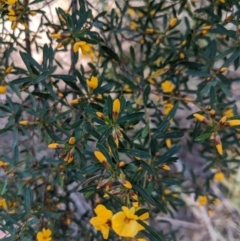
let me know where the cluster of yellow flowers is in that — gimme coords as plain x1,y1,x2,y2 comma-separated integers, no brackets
193,110,240,155
51,32,93,57
90,204,148,240
6,0,36,30
71,75,100,104
0,66,13,96
198,194,221,216
48,137,76,163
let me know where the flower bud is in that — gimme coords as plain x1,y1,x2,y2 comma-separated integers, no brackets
5,66,13,75
209,109,216,118
48,143,65,149
19,120,29,126
145,28,155,34
113,99,120,120
168,18,178,29
71,98,81,105
160,164,170,171
193,113,210,125
219,67,227,73
87,76,98,90
181,40,187,46
218,115,227,127
94,151,109,169
201,25,211,30
198,195,207,206
226,119,240,127
214,135,223,155
68,137,75,145
214,172,224,182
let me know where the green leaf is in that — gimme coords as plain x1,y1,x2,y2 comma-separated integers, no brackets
210,86,215,109
98,127,112,143
141,124,149,139
76,10,91,30
194,133,212,142
97,83,115,94
51,74,76,82
24,187,32,213
20,51,42,72
152,120,169,139
154,145,181,166
107,95,113,118
143,85,151,105
81,163,101,174
118,112,144,125
166,102,179,120
215,47,236,61
117,74,137,89
140,160,155,175
139,220,164,241
101,45,120,62
118,148,151,159
161,131,184,139
221,49,240,67
133,184,156,205
32,71,51,84
131,169,146,183
11,77,32,85
219,82,232,97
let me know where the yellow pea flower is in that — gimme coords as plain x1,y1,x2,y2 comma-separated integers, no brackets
161,80,175,93
36,228,52,241
214,172,224,182
90,204,113,239
7,0,17,5
0,198,7,210
112,207,139,237
87,76,98,90
223,108,234,118
73,41,92,55
0,85,7,94
198,195,207,206
164,102,174,116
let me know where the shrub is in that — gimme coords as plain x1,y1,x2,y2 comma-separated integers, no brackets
0,0,240,240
